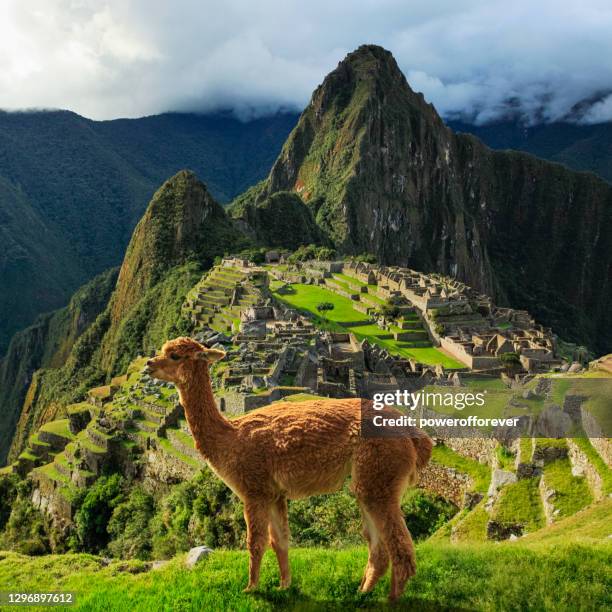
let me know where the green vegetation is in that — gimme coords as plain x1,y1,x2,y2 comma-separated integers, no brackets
431,444,491,492
492,477,545,533
522,497,612,545
0,480,49,555
107,488,156,560
4,170,255,463
272,283,463,368
0,268,118,465
452,502,490,542
572,437,612,494
496,445,516,471
0,109,295,356
520,437,533,463
72,475,125,553
543,458,593,518
287,244,335,262
0,541,609,611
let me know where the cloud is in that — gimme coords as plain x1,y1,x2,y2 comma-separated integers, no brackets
1,0,611,124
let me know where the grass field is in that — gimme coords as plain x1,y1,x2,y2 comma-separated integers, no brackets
1,538,610,611
272,283,464,368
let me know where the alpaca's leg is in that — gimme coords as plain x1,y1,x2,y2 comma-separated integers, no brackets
367,501,416,602
244,501,270,592
357,499,389,593
269,496,291,588
352,439,415,601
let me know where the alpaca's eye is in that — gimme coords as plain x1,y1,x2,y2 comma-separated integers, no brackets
169,353,180,361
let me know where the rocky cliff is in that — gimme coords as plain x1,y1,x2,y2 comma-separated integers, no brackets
229,45,612,354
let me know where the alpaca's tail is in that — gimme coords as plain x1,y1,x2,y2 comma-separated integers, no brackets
412,430,433,470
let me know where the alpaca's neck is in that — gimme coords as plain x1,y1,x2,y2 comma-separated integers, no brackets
177,365,235,466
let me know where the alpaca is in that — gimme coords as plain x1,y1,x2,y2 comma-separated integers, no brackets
146,337,432,601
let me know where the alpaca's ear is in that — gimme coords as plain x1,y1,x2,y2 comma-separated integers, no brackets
196,348,226,363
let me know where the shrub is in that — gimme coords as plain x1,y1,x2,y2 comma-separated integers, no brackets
0,474,18,532
236,247,267,264
401,490,458,540
315,247,336,261
316,302,334,312
351,253,377,264
500,352,521,367
0,479,49,555
73,474,125,553
151,469,245,559
107,487,155,560
380,298,401,318
287,244,334,263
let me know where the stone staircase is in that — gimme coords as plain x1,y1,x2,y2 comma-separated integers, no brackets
183,266,262,334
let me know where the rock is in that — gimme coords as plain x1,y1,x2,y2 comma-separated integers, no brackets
571,464,585,477
240,319,267,339
568,362,583,373
508,534,518,541
462,491,484,510
522,389,536,400
487,520,523,541
517,462,540,479
185,546,213,567
487,469,517,497
451,372,463,387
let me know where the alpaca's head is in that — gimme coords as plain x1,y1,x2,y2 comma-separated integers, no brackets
146,336,225,385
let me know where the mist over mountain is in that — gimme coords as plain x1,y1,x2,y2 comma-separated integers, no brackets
447,119,612,185
230,45,612,355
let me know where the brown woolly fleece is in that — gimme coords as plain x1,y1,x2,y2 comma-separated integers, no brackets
147,337,432,601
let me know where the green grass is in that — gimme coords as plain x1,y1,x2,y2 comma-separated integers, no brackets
18,451,38,462
272,282,465,368
431,444,491,492
522,497,612,544
333,272,368,288
460,377,509,392
157,438,202,470
492,477,545,533
542,458,593,518
76,432,106,455
571,437,612,495
451,501,489,542
519,437,533,463
573,379,612,434
0,541,609,611
169,428,196,449
39,419,75,440
36,462,71,486
535,437,568,452
496,445,516,471
272,283,369,324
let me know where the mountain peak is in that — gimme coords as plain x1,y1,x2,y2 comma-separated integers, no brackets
308,44,431,118
109,170,241,328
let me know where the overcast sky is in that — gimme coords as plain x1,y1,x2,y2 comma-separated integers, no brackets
1,0,612,124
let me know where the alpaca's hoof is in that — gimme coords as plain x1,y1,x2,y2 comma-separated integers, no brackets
243,585,257,593
278,579,292,590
